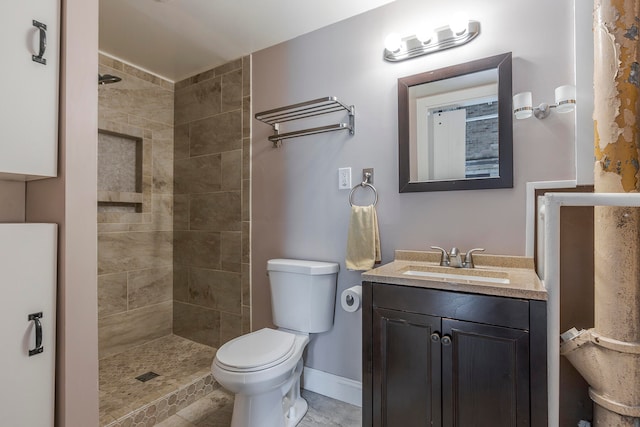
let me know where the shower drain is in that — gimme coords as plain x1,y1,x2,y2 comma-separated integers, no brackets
135,371,160,382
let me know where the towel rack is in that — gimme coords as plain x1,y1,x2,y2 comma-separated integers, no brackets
349,173,378,207
255,96,355,147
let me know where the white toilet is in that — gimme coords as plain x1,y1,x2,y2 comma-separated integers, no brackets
211,258,339,427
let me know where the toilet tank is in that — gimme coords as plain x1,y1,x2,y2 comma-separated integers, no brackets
267,259,339,333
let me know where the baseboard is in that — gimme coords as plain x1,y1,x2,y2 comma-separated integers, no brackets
302,366,362,407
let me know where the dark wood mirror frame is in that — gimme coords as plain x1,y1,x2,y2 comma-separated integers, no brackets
398,52,513,192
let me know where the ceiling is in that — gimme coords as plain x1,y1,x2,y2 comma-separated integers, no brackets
99,0,396,82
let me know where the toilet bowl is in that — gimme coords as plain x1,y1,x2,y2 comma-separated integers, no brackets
211,259,339,427
212,328,309,427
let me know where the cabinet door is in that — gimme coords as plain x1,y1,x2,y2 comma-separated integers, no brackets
0,0,59,180
0,224,57,426
372,308,441,427
441,319,530,427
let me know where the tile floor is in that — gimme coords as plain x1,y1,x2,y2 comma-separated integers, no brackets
99,333,361,426
155,388,362,427
99,335,216,426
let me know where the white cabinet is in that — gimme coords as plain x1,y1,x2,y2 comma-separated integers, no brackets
0,224,57,426
0,1,60,180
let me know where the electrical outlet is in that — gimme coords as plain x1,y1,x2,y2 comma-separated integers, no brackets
338,167,352,190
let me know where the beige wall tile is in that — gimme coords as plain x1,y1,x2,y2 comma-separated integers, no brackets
242,305,251,334
241,263,250,307
173,264,189,303
242,179,250,222
128,266,173,309
242,221,250,264
221,150,242,191
98,231,173,274
242,56,250,98
174,77,222,125
221,231,242,273
214,59,242,77
152,194,173,231
174,154,221,195
221,69,242,113
173,302,220,348
189,111,242,156
99,301,172,358
98,272,127,318
173,194,189,231
220,312,242,345
190,192,241,231
188,267,241,313
174,124,190,160
174,231,221,269
153,138,174,194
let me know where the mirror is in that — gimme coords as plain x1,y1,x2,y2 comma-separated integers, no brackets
398,52,513,192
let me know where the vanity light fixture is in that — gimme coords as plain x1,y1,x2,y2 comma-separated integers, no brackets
513,85,576,119
383,20,480,62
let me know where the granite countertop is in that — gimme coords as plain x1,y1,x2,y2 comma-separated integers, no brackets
361,250,547,301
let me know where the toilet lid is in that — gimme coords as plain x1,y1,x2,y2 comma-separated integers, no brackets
216,328,296,371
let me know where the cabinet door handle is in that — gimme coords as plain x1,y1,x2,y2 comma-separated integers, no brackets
441,335,452,346
28,312,44,356
430,332,441,343
32,20,47,65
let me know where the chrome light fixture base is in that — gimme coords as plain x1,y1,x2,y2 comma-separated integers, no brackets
383,20,480,62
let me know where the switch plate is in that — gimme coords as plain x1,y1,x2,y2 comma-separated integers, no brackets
338,167,352,190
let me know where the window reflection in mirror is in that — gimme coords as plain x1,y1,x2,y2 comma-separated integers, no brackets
398,52,512,192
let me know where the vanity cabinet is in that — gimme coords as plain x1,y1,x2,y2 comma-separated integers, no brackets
363,282,547,427
0,0,60,180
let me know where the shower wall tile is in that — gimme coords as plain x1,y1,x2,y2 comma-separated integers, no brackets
221,150,242,191
221,231,242,273
173,231,221,269
173,194,189,231
220,312,242,345
98,231,173,275
174,77,222,125
242,305,251,334
189,192,241,232
128,266,173,310
98,53,175,354
241,263,250,307
152,194,173,231
173,264,189,303
98,272,128,318
173,56,250,346
173,302,220,348
99,301,173,358
174,154,221,195
174,124,190,160
189,110,242,156
221,68,243,113
188,267,241,313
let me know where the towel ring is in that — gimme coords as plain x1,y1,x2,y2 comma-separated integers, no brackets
349,182,378,207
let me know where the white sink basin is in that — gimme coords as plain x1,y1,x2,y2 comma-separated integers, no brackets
402,269,511,285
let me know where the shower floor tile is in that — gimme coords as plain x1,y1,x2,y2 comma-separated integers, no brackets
99,334,216,426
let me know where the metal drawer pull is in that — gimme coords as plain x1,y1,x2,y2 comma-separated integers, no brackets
32,20,47,65
441,335,452,346
28,312,44,356
430,332,441,343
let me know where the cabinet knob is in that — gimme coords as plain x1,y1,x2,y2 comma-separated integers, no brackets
441,335,452,346
430,332,441,343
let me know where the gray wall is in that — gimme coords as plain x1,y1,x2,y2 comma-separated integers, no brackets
252,0,577,381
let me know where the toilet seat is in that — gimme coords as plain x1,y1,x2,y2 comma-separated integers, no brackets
215,328,296,372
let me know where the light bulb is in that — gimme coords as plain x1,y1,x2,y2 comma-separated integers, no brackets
384,33,403,53
555,85,576,113
450,17,469,35
415,28,434,44
513,92,533,119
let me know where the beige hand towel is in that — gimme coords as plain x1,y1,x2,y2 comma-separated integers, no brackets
346,205,381,271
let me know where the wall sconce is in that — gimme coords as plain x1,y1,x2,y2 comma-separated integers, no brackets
513,85,576,119
383,20,480,62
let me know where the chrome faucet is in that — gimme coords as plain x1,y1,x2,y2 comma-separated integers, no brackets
431,246,485,268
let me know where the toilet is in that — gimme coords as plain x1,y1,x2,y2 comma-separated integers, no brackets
211,258,339,427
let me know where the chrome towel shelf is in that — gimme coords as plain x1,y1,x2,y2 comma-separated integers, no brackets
255,96,355,147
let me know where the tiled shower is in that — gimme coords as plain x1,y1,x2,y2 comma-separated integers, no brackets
97,53,251,426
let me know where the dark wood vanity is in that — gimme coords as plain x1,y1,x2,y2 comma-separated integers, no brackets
361,252,547,427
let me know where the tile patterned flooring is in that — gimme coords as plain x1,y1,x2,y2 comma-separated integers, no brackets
99,334,361,427
156,388,362,427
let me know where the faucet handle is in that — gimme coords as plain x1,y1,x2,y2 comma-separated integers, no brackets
430,246,450,266
463,248,485,268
